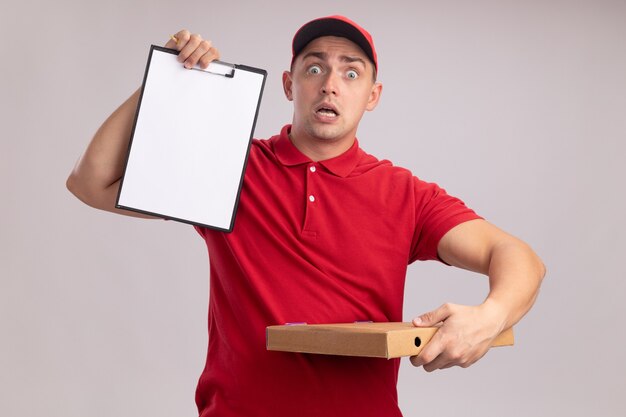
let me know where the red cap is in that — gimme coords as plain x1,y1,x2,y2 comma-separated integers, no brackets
291,15,378,72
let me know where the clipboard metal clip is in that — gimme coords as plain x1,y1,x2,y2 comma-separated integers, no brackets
190,63,236,78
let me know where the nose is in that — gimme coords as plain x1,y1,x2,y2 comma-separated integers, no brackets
320,71,339,96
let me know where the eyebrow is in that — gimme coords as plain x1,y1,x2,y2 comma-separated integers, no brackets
301,51,367,68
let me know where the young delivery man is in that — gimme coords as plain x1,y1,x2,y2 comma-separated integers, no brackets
67,15,545,417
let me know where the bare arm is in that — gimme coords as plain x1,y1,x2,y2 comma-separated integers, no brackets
66,89,150,216
66,30,220,217
410,219,546,371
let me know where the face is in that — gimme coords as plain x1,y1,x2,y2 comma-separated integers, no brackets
283,36,382,146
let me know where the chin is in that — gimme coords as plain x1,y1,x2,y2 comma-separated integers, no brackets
306,125,347,142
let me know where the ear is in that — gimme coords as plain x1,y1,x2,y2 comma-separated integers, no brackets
282,71,294,101
365,82,383,111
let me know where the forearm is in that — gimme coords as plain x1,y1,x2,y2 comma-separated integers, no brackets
67,89,140,211
437,220,546,330
412,229,546,371
483,239,546,330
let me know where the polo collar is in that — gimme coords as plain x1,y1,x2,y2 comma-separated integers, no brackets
273,125,362,178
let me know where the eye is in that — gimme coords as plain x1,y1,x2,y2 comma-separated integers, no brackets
307,65,322,75
346,69,359,79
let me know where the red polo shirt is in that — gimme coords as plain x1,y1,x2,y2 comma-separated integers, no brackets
193,125,481,417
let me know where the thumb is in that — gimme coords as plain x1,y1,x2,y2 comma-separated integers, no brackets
413,303,453,327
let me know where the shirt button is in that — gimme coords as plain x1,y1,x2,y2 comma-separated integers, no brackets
309,166,316,173
308,195,315,202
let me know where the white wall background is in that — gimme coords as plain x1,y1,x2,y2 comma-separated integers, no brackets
1,0,624,416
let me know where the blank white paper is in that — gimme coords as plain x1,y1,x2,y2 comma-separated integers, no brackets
117,47,266,231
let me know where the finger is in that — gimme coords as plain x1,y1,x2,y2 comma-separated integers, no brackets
184,39,216,69
409,335,444,368
164,34,178,49
178,33,203,67
422,341,470,371
423,354,451,372
459,348,489,369
411,350,448,372
423,340,486,371
409,354,423,368
413,303,454,327
198,46,221,69
169,29,191,51
429,352,474,371
165,38,176,49
423,344,466,372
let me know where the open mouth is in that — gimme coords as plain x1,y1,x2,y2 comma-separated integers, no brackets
315,104,339,118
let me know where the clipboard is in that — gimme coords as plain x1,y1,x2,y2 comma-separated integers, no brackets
116,45,267,232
